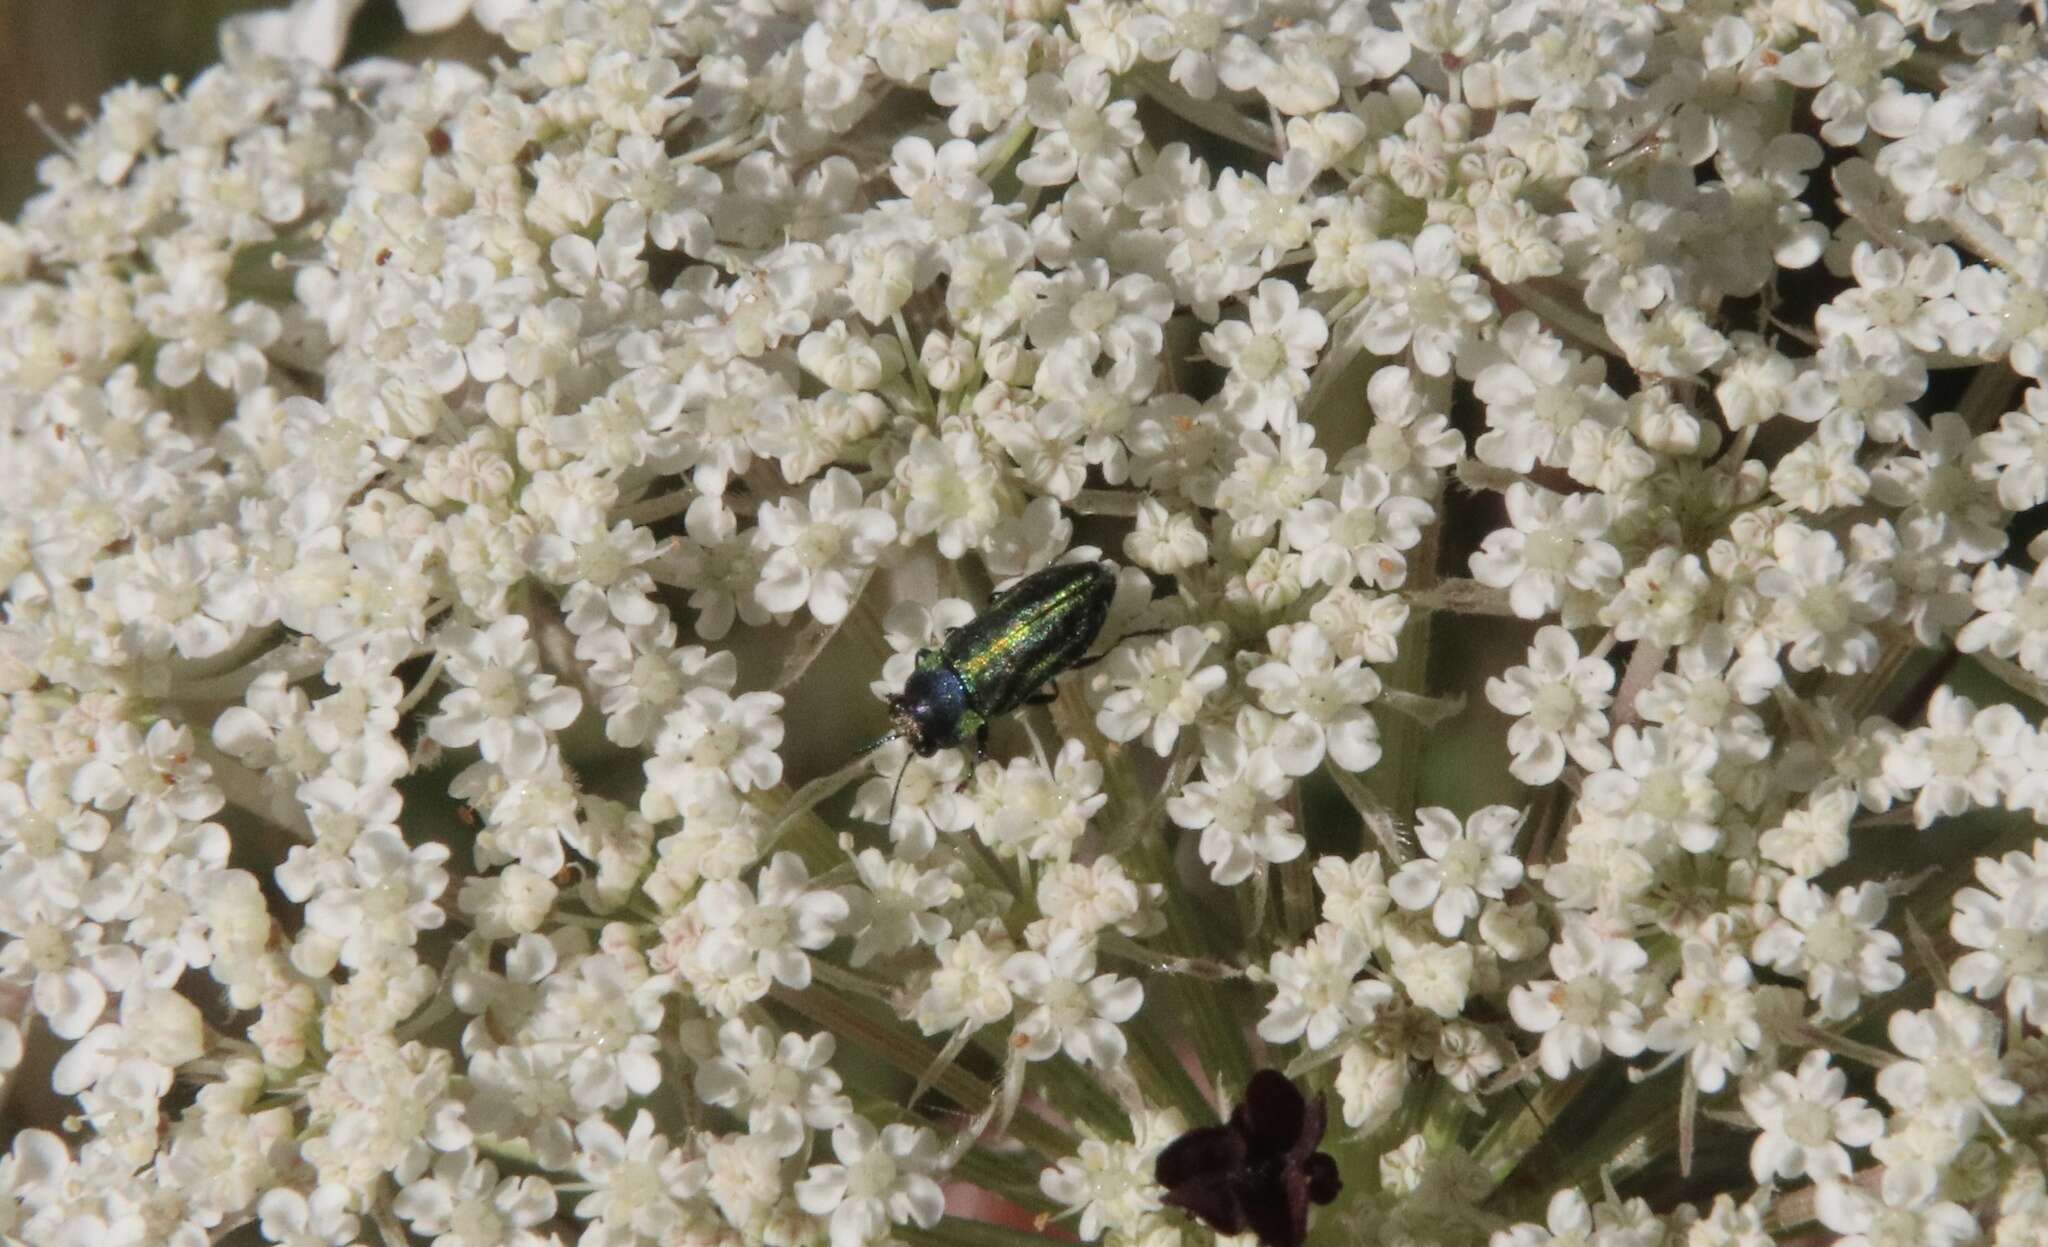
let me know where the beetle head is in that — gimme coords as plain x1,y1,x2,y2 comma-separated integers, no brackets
890,663,967,757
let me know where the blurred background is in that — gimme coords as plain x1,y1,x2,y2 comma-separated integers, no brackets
0,0,425,216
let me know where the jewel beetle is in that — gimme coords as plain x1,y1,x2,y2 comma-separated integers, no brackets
863,559,1145,812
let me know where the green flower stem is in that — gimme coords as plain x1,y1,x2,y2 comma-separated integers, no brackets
1956,358,2022,432
1610,640,1669,728
1946,205,2029,283
472,1131,540,1168
810,958,906,1004
1378,688,1467,728
1471,1067,1588,1191
1403,578,1516,617
1068,488,1142,516
976,118,1036,182
962,833,1024,902
1040,623,1256,1127
1843,635,1926,721
1791,1022,1900,1073
1032,1053,1137,1141
161,628,324,701
937,1154,1061,1220
1097,934,1250,981
1278,853,1317,944
1503,278,1620,359
618,487,696,524
1977,653,2048,708
771,985,1074,1162
1545,1069,1681,1196
1123,998,1223,1127
894,310,934,413
1325,762,1411,863
774,567,879,690
760,753,874,856
197,740,314,841
1130,68,1280,157
1424,1103,1471,1161
1102,739,1198,859
1366,521,1441,823
1239,865,1271,948
902,1216,1065,1247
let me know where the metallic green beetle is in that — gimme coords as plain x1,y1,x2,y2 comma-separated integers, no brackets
862,561,1139,814
885,559,1117,761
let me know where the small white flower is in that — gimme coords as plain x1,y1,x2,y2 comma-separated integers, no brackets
1740,1049,1882,1184
1814,1176,1979,1247
1958,559,2048,675
1017,55,1143,194
1645,929,1760,1094
1752,879,1905,1022
1335,1041,1410,1132
1355,224,1495,376
1508,918,1649,1079
895,427,1010,560
795,1120,946,1247
1875,991,2023,1132
392,1151,558,1247
691,853,849,1007
572,1111,702,1243
1389,805,1525,938
1758,788,1858,879
928,14,1034,137
645,688,787,807
1166,718,1301,887
300,829,448,971
1258,922,1394,1050
256,1184,360,1247
1949,841,2048,1026
754,468,899,625
1471,312,1627,473
1388,931,1475,1019
1579,724,1723,854
1245,623,1383,774
694,1019,851,1157
1125,496,1211,574
1038,1111,1178,1239
974,739,1107,862
1315,852,1393,942
1202,279,1328,429
1093,625,1226,755
1282,465,1435,590
1755,522,1896,674
843,847,960,967
1486,626,1615,784
1975,384,2048,511
1215,424,1328,543
426,617,584,777
1633,626,1779,763
1881,686,2026,828
1470,483,1624,623
914,930,1016,1035
1004,931,1143,1067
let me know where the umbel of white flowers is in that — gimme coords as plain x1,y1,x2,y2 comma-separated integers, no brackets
2,2,2048,1247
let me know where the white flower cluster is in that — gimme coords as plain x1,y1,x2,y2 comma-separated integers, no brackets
4,1,2048,1246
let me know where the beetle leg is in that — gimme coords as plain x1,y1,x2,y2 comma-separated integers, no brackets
1022,687,1059,706
1068,627,1171,672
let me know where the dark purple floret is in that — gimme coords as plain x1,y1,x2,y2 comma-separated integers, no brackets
1154,1069,1342,1247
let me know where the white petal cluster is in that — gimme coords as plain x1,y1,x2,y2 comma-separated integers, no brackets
6,1,2048,1245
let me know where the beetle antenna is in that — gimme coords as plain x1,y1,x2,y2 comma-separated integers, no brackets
852,728,900,758
885,751,913,826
